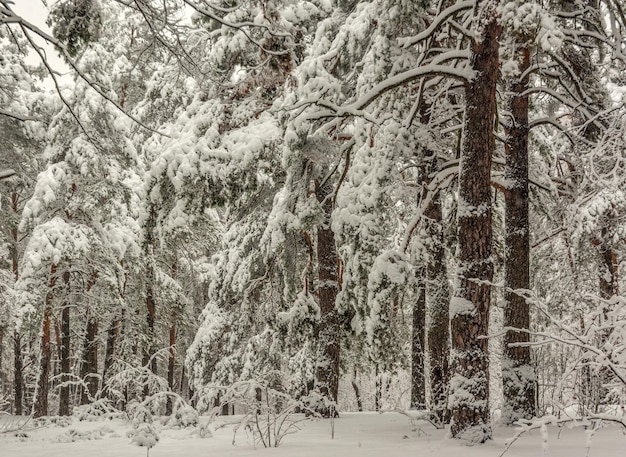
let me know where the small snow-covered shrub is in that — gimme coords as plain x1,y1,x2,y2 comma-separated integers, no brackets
166,402,199,428
215,377,321,448
129,423,159,455
33,415,72,428
55,425,114,443
191,421,213,439
73,398,123,421
128,402,154,429
127,403,159,456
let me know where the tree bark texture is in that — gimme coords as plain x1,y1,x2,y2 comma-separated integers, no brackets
166,321,177,415
598,228,619,300
166,261,178,416
0,329,4,398
502,45,537,423
11,192,24,415
314,177,340,417
34,264,58,417
59,270,71,416
143,206,158,398
449,1,501,441
425,191,450,423
13,332,23,415
411,281,426,409
80,318,99,404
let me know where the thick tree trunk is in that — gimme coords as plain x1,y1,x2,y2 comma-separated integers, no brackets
166,321,176,415
425,191,450,423
314,177,340,417
144,280,157,394
13,332,23,415
411,281,426,409
34,264,58,417
449,1,501,441
11,192,24,415
80,318,99,404
143,206,158,398
80,272,100,404
598,230,619,300
59,270,71,416
166,261,178,416
0,329,4,398
502,45,537,423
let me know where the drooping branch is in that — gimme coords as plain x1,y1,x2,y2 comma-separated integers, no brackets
399,0,475,48
3,1,166,136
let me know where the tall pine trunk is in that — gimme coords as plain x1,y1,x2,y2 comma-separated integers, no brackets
59,270,71,416
166,260,178,416
34,264,58,417
143,205,158,398
11,192,24,415
166,321,177,415
449,0,501,440
80,272,100,404
13,332,23,415
314,177,340,417
80,317,99,404
502,43,537,423
411,282,426,409
598,227,619,300
425,190,450,423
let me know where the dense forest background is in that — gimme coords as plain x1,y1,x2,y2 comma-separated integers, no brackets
1,0,626,443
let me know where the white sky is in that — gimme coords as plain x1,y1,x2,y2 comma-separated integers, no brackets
10,0,70,84
11,0,50,27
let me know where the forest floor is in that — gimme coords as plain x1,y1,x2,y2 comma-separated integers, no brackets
1,411,624,457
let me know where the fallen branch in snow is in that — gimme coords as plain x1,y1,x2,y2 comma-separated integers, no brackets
499,413,626,457
0,413,34,435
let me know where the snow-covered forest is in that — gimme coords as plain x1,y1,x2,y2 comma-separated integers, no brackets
1,0,626,453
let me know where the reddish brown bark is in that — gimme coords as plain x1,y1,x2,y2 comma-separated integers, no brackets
80,272,100,404
58,270,71,416
425,191,450,423
502,45,537,423
80,318,99,404
143,206,158,398
449,1,501,440
11,192,24,415
34,264,58,418
314,177,340,417
411,282,426,409
166,261,178,416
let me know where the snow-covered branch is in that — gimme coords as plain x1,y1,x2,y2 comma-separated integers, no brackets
399,0,474,48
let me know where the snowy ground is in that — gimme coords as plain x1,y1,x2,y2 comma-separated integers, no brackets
1,412,624,457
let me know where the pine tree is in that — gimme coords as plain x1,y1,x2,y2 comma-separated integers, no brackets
448,0,501,441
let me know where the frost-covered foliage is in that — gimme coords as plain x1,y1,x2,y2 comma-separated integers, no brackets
286,0,460,378
499,1,563,51
0,25,50,354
